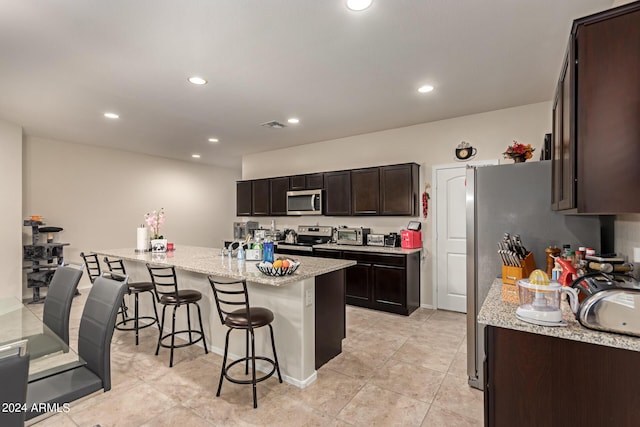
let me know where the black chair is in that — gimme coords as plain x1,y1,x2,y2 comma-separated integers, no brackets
0,340,29,427
25,264,83,359
79,252,101,284
103,257,160,345
26,275,128,421
207,277,282,408
146,264,208,367
80,251,128,324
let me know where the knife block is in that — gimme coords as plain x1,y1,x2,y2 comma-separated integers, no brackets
501,252,536,285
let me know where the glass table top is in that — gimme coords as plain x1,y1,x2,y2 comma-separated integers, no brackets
0,297,84,382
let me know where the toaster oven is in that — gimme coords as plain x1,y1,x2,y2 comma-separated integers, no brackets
367,234,385,246
335,227,370,245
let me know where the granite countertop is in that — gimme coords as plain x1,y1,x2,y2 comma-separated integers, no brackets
94,246,356,287
312,243,422,255
478,278,640,352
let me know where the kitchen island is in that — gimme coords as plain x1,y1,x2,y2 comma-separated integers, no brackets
94,246,356,388
479,279,640,426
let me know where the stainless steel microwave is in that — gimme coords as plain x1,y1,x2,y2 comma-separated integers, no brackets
286,189,323,215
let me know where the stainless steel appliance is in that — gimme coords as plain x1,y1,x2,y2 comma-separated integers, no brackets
335,227,370,245
275,225,332,256
466,161,603,390
233,221,259,240
367,234,385,246
286,189,322,215
384,233,400,247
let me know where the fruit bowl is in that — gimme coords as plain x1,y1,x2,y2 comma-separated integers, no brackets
256,260,300,277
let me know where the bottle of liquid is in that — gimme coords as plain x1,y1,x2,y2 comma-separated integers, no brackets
545,246,561,277
237,244,245,261
551,260,562,281
263,240,274,263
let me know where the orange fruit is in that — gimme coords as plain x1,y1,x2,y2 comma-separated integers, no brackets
282,260,290,269
273,260,283,269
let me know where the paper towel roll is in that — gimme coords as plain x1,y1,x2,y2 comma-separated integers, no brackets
137,227,149,251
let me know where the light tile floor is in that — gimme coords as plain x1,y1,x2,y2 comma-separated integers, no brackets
27,292,483,426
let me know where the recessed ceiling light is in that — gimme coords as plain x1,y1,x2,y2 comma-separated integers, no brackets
346,0,373,11
192,154,201,159
104,112,119,119
188,76,207,85
287,118,300,124
208,138,219,143
418,85,434,93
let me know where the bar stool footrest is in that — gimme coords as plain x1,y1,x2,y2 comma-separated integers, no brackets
115,316,158,331
158,330,205,349
224,356,277,385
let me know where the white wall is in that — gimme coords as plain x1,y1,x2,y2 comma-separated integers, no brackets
242,101,552,307
0,118,23,298
23,136,240,297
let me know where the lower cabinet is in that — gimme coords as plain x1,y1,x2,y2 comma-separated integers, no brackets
485,326,640,426
314,248,420,315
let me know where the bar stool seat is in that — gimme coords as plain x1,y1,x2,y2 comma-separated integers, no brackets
103,257,160,346
159,289,202,304
226,308,274,328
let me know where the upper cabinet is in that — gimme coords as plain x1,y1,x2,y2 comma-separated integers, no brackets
236,181,252,216
380,163,419,216
351,167,380,215
552,3,640,213
236,162,420,217
290,173,324,191
269,177,290,216
251,179,270,216
324,171,352,216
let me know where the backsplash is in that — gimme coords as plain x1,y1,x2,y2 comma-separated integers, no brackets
615,214,640,279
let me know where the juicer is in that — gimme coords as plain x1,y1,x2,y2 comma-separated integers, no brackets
516,278,579,326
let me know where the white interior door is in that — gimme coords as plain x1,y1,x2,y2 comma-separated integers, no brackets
435,166,468,312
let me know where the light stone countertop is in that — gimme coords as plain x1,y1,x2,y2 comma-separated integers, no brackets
94,246,356,287
312,243,422,255
478,278,640,352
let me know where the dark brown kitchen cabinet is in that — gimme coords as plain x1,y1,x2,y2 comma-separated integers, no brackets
236,181,252,216
290,173,324,190
380,163,419,216
485,326,640,426
552,2,640,213
269,177,289,216
345,262,372,304
351,167,380,215
251,179,270,216
237,163,419,217
341,250,420,315
324,171,351,216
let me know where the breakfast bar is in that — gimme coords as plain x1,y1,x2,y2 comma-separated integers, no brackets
94,246,356,388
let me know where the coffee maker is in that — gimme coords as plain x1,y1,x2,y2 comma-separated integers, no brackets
233,221,259,240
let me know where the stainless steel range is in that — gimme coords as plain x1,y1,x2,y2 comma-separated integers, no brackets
275,225,333,256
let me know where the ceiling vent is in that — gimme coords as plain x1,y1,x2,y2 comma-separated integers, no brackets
261,120,286,129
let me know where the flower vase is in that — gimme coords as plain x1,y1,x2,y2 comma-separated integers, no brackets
151,239,168,253
513,156,525,163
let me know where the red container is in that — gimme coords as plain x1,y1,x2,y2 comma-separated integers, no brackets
401,230,422,249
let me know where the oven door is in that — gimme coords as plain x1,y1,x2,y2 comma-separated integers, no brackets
287,190,322,215
336,229,360,245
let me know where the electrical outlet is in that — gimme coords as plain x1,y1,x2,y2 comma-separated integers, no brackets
305,289,313,306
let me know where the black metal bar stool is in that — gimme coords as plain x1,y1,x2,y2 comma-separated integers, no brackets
81,252,127,324
103,257,160,345
207,277,282,408
146,264,208,367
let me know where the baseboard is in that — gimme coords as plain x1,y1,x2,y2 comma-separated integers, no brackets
421,303,435,309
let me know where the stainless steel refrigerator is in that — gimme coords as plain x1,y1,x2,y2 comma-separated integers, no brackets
465,161,603,390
